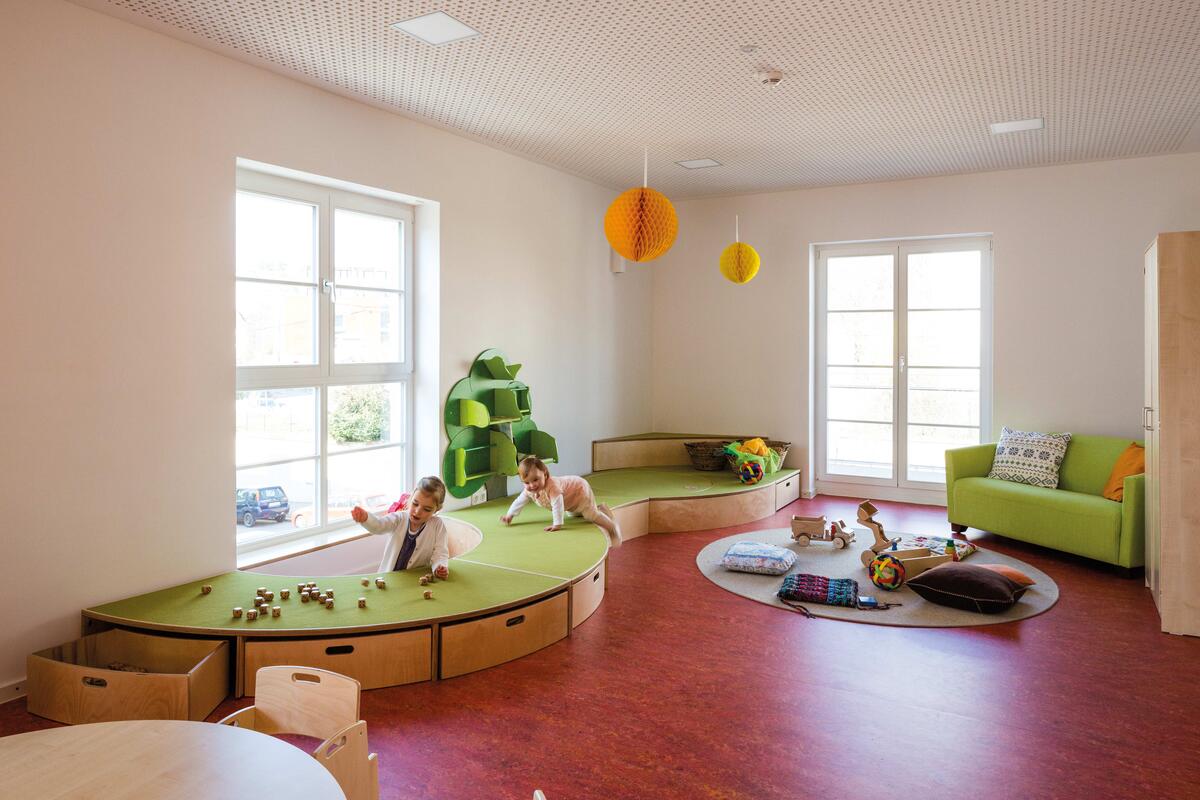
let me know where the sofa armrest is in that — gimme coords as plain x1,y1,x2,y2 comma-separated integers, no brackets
945,443,997,522
1119,472,1145,568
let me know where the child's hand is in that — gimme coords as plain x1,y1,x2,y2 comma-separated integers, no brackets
351,506,367,523
500,515,513,525
434,565,449,579
544,524,562,532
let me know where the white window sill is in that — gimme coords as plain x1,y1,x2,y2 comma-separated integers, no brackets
237,525,369,570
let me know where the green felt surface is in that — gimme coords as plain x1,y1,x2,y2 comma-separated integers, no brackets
88,560,562,633
87,465,797,633
584,466,800,505
446,499,609,578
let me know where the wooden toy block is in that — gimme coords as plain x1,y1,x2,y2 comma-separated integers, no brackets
246,608,258,621
263,590,274,602
324,599,334,609
256,587,267,597
300,592,310,603
271,606,281,617
297,583,306,592
280,589,290,600
317,593,327,603
375,578,386,589
423,590,433,600
232,607,242,618
200,584,212,595
358,598,367,608
419,576,429,586
325,589,334,598
361,578,370,587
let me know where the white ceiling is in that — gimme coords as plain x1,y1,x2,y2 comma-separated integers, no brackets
77,0,1200,198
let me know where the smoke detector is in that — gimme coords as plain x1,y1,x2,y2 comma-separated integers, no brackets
756,69,784,86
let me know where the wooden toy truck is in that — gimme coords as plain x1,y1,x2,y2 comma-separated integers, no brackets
856,499,954,579
791,514,856,549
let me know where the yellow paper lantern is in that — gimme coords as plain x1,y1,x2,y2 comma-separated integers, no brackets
604,187,678,262
719,216,760,284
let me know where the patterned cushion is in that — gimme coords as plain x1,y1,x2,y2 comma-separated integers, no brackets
720,541,797,575
988,427,1072,488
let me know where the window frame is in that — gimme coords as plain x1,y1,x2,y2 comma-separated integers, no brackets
235,169,415,557
814,235,993,502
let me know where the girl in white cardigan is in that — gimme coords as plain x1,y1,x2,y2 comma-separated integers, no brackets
352,476,451,576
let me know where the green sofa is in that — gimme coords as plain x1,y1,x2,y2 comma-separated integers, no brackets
945,435,1144,570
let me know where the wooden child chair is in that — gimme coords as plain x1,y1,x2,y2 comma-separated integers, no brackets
219,666,379,800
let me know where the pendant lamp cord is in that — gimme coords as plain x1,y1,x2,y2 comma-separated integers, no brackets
643,147,648,188
735,214,740,243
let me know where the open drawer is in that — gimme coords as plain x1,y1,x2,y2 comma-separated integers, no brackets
27,628,229,724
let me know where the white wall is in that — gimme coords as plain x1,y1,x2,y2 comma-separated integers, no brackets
652,154,1200,491
0,0,651,687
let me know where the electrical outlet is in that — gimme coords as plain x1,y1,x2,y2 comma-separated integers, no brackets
470,486,488,506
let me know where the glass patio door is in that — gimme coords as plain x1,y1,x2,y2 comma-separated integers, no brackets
816,238,991,496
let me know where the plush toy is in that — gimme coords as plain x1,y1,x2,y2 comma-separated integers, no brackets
738,461,765,485
869,553,906,590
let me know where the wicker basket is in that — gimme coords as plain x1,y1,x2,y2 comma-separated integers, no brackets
684,441,733,471
726,440,792,473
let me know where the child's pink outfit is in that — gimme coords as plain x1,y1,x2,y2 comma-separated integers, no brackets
505,475,621,546
506,475,595,527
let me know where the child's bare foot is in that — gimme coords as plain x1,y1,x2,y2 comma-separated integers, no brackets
544,524,562,532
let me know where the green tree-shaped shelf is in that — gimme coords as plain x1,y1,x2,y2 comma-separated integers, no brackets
442,348,559,499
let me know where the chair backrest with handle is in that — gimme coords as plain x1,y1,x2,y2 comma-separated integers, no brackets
251,666,361,740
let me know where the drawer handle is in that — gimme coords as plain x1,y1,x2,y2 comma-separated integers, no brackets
82,677,108,688
505,614,526,628
593,572,600,583
325,645,355,656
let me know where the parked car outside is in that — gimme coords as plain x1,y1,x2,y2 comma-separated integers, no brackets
236,486,290,527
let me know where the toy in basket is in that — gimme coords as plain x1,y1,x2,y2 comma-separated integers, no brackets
856,500,956,581
790,515,856,548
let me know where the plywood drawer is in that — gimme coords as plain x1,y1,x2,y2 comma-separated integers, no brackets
648,484,775,532
244,628,431,694
440,592,568,679
613,501,649,541
775,473,801,510
27,629,229,724
571,560,605,628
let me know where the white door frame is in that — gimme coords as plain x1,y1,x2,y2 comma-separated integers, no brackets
814,236,992,505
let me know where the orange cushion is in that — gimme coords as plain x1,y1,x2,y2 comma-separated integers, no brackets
1102,443,1145,502
977,563,1036,587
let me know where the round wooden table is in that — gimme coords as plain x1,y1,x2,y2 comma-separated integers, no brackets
0,719,346,799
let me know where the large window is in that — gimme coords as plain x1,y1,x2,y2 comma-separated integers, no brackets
815,237,992,499
235,170,414,552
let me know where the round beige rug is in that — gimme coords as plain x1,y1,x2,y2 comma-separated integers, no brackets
696,528,1059,627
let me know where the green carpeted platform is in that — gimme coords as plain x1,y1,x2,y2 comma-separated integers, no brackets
85,465,797,635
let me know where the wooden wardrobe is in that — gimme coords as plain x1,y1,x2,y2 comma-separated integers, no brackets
1144,231,1200,636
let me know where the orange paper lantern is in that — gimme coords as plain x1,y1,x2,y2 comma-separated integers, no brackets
604,187,678,262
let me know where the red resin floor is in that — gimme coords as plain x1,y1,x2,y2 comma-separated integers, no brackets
4,496,1199,799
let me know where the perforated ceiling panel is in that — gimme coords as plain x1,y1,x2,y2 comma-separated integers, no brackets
77,0,1200,197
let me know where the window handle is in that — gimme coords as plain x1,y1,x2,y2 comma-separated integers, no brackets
899,354,906,373
322,279,336,302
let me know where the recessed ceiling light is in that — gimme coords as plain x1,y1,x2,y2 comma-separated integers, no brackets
676,159,723,169
392,11,480,45
989,117,1044,135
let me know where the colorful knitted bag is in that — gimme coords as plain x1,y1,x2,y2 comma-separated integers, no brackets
777,573,900,617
